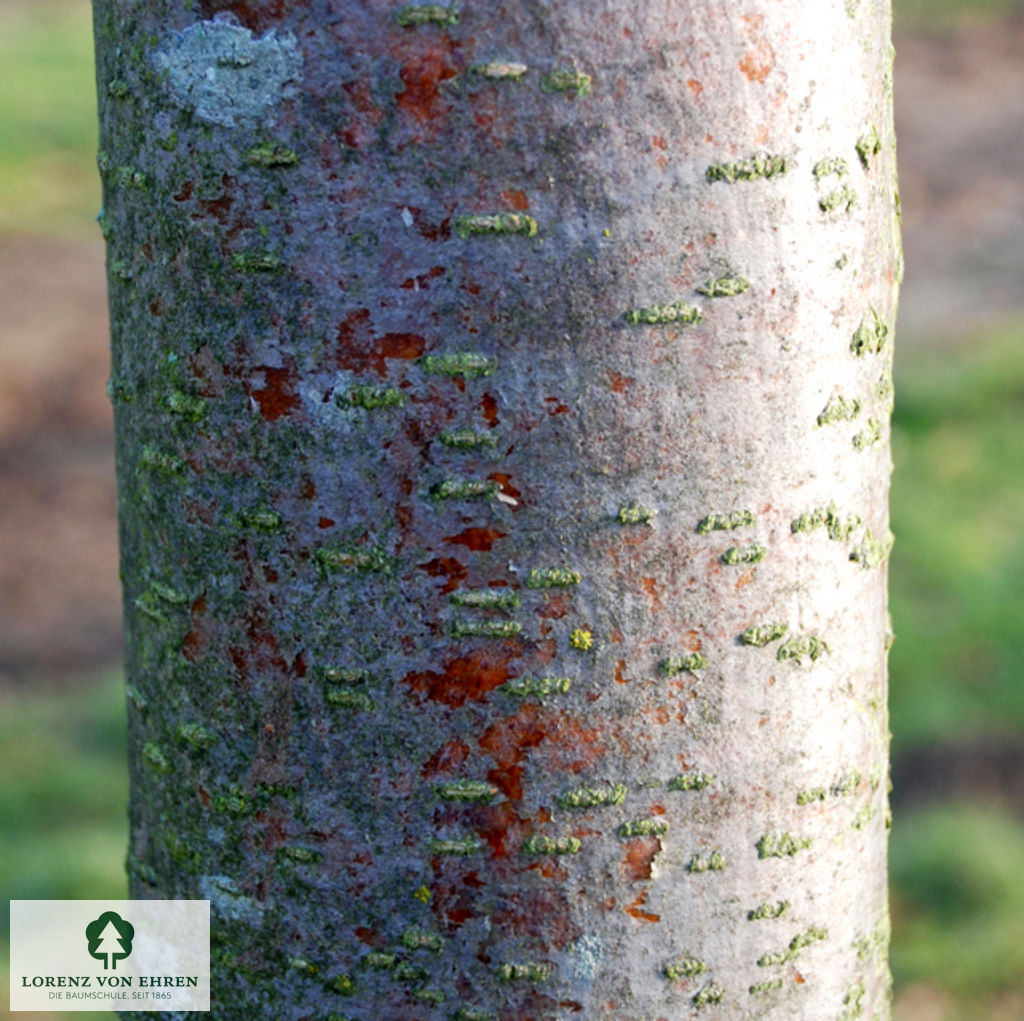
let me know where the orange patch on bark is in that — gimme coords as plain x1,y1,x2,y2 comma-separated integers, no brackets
480,392,500,427
501,188,530,210
537,593,569,620
640,576,664,614
624,891,661,923
687,78,704,97
739,41,775,83
614,659,630,684
404,647,517,708
607,371,635,393
443,527,508,552
416,556,467,594
621,837,661,881
395,47,457,123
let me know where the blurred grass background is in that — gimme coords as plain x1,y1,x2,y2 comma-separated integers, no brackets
1,1,1023,1019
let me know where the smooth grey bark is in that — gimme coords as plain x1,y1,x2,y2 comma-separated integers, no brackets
94,1,899,1018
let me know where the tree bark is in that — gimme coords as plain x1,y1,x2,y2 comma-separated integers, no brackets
94,0,899,1017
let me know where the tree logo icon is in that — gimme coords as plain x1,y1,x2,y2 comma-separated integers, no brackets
85,911,135,970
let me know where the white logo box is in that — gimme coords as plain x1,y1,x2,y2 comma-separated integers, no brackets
10,900,209,1012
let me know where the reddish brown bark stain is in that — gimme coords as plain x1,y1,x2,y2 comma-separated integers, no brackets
739,41,775,82
489,888,579,947
354,926,384,947
621,837,661,881
404,647,517,708
335,308,426,376
475,801,527,859
395,46,457,124
624,891,661,923
501,188,530,211
317,517,335,529
416,556,468,594
400,265,445,290
443,527,507,552
420,738,470,779
536,593,569,620
480,392,500,427
479,704,550,800
181,594,208,663
249,365,300,420
340,79,385,149
687,77,704,96
607,371,635,392
488,473,521,500
614,659,630,684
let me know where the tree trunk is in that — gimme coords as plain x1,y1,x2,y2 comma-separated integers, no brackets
94,0,899,1017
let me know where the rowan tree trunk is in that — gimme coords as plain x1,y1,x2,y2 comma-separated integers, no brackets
94,0,900,1017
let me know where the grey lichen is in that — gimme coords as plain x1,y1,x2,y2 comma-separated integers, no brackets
665,958,707,980
454,213,538,239
343,384,404,410
850,529,894,568
448,619,522,639
399,927,443,952
856,125,882,168
687,850,726,872
497,962,552,983
540,69,591,96
668,771,713,791
817,393,862,426
693,984,725,1007
748,900,790,921
420,352,496,378
315,544,393,575
619,818,669,838
522,835,581,856
851,308,889,356
558,784,627,810
814,156,849,179
438,428,496,450
470,61,528,81
449,589,520,611
428,835,481,856
756,927,828,967
739,623,788,647
617,503,656,525
624,302,703,326
791,504,861,540
231,251,283,273
697,509,754,534
434,779,498,803
696,276,750,297
721,544,767,565
660,652,708,675
820,184,857,214
707,153,787,183
243,142,300,168
430,478,499,502
396,3,459,27
500,675,571,698
151,19,303,127
756,832,813,859
324,687,374,711
525,567,581,588
777,635,829,664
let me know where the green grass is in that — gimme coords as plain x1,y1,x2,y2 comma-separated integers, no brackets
891,802,1024,1001
0,671,127,1021
890,319,1024,748
0,0,100,237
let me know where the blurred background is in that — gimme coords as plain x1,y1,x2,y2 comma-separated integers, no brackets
1,0,1022,1018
